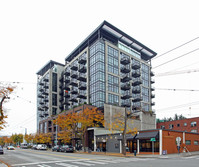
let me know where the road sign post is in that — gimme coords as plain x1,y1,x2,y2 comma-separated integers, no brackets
150,138,156,155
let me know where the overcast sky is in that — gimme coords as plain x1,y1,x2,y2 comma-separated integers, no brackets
0,0,199,136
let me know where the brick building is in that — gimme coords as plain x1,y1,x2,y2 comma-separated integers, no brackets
157,117,199,133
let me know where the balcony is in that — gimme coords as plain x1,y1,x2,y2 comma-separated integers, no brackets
121,101,131,107
65,78,70,84
121,66,130,73
38,93,44,98
78,91,87,99
69,95,78,102
131,61,140,69
59,83,63,89
59,105,64,110
38,107,44,111
59,91,64,96
132,94,142,102
132,87,141,94
151,94,155,98
151,102,155,106
44,98,49,102
64,92,70,98
79,82,86,90
39,82,44,86
64,68,70,76
43,104,49,109
42,91,49,96
70,78,78,87
39,114,44,118
151,78,155,84
79,64,87,73
121,74,131,82
150,71,155,77
44,84,49,89
70,63,78,71
39,87,44,92
39,100,44,105
71,70,78,78
77,73,87,82
63,100,70,105
43,78,49,82
71,87,78,94
121,91,131,99
121,83,131,90
132,77,142,86
63,84,70,91
43,111,49,117
78,56,86,64
151,86,155,91
132,70,141,78
120,57,130,65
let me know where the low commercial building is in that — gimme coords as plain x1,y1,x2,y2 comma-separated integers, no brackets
92,129,199,155
157,117,199,133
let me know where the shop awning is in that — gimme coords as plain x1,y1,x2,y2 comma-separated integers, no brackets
135,131,159,140
117,134,136,140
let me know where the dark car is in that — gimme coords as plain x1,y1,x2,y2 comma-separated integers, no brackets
60,145,74,153
0,146,3,154
52,145,61,152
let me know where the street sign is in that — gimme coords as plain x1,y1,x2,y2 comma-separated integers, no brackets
176,137,181,146
150,138,156,142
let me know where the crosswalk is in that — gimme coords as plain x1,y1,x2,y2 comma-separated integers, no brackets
12,158,155,167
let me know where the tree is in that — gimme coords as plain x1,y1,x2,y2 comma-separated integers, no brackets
34,133,52,144
0,85,14,129
24,134,34,144
78,107,104,151
10,134,23,145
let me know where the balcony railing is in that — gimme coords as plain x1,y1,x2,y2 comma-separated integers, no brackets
69,78,78,87
132,70,141,78
78,56,87,64
121,73,131,82
120,56,130,65
131,61,140,69
70,63,78,71
132,77,142,86
64,68,70,76
132,94,142,102
79,64,87,73
121,83,131,90
71,70,78,78
79,82,87,90
77,73,87,82
121,66,130,73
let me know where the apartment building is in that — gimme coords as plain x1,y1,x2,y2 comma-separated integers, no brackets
36,21,157,132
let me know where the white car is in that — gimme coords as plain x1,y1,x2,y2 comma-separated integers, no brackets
36,144,47,150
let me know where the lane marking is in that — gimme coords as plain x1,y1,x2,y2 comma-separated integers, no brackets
56,163,78,167
71,161,94,166
84,160,108,164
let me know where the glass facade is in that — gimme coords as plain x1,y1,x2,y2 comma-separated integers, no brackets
89,40,105,107
52,73,57,92
108,74,119,93
108,46,119,75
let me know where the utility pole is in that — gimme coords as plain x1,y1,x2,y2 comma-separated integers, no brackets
122,107,127,156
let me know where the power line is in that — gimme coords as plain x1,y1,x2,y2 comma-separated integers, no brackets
156,68,199,77
152,37,199,60
153,48,199,69
156,101,199,112
156,88,199,92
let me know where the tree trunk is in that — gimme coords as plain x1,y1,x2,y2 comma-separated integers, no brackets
122,107,127,156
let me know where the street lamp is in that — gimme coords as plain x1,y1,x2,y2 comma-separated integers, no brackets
20,126,27,144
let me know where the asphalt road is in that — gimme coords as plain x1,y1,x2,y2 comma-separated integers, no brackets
0,148,199,167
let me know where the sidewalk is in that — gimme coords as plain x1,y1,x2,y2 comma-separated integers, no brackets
75,150,199,158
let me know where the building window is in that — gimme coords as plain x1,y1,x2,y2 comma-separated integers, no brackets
161,126,165,129
52,108,57,115
194,141,199,145
191,129,197,133
169,124,174,129
184,122,187,126
191,121,197,127
185,140,191,145
52,93,57,106
52,73,57,92
108,93,119,105
108,74,119,93
108,46,119,75
177,124,180,127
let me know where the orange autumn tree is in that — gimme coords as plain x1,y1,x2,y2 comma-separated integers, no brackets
54,112,79,144
0,85,14,129
34,133,52,144
78,107,104,151
24,134,34,144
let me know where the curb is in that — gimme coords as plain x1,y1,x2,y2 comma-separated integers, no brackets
0,159,10,167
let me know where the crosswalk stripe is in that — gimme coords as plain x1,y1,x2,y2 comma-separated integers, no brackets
37,165,52,167
55,163,79,167
97,160,118,163
71,161,94,166
84,160,108,164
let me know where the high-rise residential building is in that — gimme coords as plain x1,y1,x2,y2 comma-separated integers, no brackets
36,21,157,132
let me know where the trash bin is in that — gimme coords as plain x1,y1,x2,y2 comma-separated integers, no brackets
134,150,137,156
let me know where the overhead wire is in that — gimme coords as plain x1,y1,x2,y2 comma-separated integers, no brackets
152,37,199,60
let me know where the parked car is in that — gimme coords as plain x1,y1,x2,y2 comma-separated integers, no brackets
31,144,37,150
20,143,28,149
60,145,74,153
7,146,15,150
36,144,47,150
0,146,4,154
52,145,61,152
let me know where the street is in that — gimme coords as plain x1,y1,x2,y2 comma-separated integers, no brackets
0,148,199,167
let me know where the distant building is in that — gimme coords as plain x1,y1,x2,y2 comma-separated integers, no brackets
157,117,199,133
